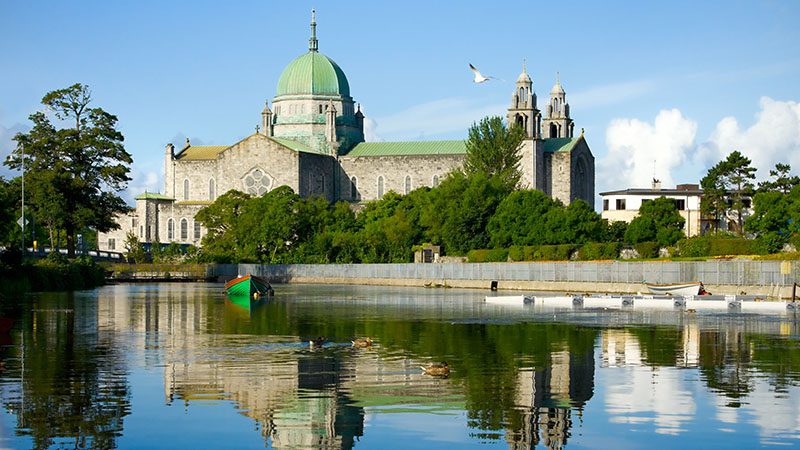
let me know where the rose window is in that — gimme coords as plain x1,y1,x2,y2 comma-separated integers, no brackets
243,168,273,196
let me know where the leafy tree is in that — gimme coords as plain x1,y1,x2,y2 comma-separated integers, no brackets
488,190,560,247
758,162,800,194
624,197,685,247
700,151,756,236
194,190,252,262
464,116,526,190
0,177,14,246
6,84,132,256
123,230,146,263
745,185,800,250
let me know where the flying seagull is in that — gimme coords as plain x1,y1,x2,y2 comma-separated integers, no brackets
469,63,500,83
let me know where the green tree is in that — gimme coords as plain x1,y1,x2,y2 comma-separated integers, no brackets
700,151,756,236
758,162,800,194
464,116,526,190
624,197,685,247
0,177,14,246
488,190,560,247
123,231,146,263
7,84,132,257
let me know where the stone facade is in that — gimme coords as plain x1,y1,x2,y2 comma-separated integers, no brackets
98,12,595,252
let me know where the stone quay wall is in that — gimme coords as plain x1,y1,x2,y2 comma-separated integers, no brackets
212,260,800,299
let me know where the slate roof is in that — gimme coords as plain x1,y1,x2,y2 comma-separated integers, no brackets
345,140,467,157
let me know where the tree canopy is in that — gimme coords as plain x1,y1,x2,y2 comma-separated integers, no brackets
624,197,685,247
463,116,526,190
6,84,132,256
700,151,756,235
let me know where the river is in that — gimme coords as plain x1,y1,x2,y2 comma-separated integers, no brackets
0,283,799,449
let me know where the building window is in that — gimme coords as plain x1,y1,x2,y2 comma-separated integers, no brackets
180,218,188,241
209,179,216,201
432,175,439,187
350,176,359,200
140,225,143,238
615,199,626,210
183,179,190,201
404,175,412,195
243,167,272,196
194,221,201,240
108,238,115,250
168,219,174,241
603,199,609,211
674,199,686,210
377,176,384,198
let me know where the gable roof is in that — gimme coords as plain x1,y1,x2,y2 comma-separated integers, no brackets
271,137,329,155
175,145,229,160
345,140,467,157
135,192,173,201
543,136,583,153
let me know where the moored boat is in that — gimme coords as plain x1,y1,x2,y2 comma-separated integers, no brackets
224,274,274,299
645,282,702,296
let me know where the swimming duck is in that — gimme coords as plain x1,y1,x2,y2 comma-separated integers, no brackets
309,337,326,348
421,362,450,377
352,337,373,348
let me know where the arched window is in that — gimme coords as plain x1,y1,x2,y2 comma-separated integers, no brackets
209,179,216,201
180,218,188,240
183,179,189,201
350,176,359,200
404,175,412,195
167,219,174,241
194,220,201,240
319,105,323,114
432,175,440,187
377,176,384,198
550,123,558,138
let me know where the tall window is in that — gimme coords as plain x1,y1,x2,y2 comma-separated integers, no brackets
350,176,359,200
108,238,115,250
167,219,174,240
432,175,439,187
404,175,412,195
603,199,609,211
194,220,201,240
180,218,188,241
615,199,626,210
183,179,189,201
377,176,384,198
209,179,216,201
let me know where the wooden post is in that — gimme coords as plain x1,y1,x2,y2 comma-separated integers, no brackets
793,282,797,303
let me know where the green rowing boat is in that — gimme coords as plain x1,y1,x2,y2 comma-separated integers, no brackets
224,274,274,299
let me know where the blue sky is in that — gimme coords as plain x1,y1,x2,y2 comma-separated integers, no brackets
1,0,799,208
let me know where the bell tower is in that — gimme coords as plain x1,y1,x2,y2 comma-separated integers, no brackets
506,61,540,139
543,73,575,138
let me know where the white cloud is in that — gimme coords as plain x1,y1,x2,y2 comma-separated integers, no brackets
372,97,506,141
124,166,162,204
697,97,800,179
0,121,29,177
600,109,698,193
363,116,382,142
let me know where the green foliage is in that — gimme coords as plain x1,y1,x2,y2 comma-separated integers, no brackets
677,235,765,257
467,248,509,262
633,241,659,259
464,116,526,190
507,244,575,261
701,151,756,235
758,163,800,194
123,231,146,263
677,236,712,257
0,177,15,246
578,242,621,260
624,197,685,247
1,256,105,294
6,84,132,256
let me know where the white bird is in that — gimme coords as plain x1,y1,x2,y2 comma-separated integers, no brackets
469,63,499,83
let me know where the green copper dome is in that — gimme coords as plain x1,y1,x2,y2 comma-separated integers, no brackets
276,51,350,97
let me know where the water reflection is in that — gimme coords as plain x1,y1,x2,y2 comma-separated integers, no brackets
0,283,799,448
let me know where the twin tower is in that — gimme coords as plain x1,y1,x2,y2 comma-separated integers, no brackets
507,63,575,140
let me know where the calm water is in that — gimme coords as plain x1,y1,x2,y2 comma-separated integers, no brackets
1,283,799,449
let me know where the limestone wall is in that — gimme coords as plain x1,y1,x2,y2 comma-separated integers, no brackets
338,154,463,201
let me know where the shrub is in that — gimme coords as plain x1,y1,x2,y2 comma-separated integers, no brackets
634,241,659,259
709,238,764,256
467,248,509,262
677,236,712,257
578,242,621,260
508,245,525,262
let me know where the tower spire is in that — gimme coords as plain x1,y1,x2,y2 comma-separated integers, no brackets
309,9,318,52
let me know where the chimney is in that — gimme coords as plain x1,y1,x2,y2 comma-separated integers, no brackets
652,178,661,190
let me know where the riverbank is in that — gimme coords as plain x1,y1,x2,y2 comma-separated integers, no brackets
212,260,800,299
0,255,106,295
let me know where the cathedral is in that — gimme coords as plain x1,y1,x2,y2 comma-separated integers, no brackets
98,11,595,252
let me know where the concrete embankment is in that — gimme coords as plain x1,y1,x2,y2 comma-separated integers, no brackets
213,260,800,299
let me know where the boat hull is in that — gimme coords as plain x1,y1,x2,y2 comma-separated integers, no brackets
224,275,273,299
646,282,701,296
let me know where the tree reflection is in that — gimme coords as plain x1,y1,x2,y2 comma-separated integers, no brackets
11,292,130,449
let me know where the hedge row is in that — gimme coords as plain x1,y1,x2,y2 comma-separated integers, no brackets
0,253,107,294
676,236,769,257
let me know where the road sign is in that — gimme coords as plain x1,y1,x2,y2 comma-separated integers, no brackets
17,216,29,228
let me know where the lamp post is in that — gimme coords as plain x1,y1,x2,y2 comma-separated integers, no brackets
21,142,25,255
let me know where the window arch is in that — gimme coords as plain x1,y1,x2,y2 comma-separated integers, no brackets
167,218,174,241
209,178,216,201
194,220,201,240
183,179,190,201
350,176,359,200
432,175,440,187
180,218,188,241
377,176,384,198
404,175,412,195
